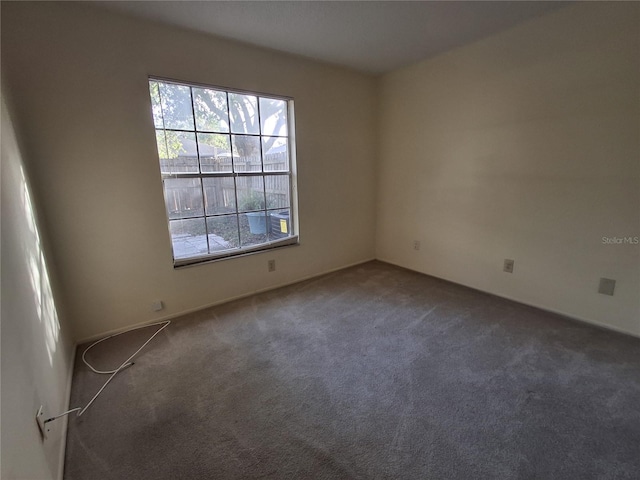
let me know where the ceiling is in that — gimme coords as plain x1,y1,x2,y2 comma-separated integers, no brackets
93,1,569,74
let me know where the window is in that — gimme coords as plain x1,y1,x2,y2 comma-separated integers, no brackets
148,78,298,266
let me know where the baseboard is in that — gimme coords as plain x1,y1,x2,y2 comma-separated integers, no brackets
57,342,77,480
77,257,376,344
376,257,640,340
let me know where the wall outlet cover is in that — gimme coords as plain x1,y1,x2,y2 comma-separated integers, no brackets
151,300,164,312
598,278,616,296
503,259,514,273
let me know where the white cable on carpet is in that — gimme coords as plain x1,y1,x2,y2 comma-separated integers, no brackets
81,320,171,375
42,320,171,424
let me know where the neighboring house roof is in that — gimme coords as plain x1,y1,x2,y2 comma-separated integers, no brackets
178,137,217,157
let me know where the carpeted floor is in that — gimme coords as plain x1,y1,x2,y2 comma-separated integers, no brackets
64,261,640,479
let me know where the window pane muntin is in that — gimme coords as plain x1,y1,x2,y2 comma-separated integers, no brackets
156,131,199,174
193,87,230,133
158,82,195,130
197,133,232,173
262,137,289,171
203,177,236,215
149,81,164,128
170,218,208,259
265,174,290,210
239,212,269,247
228,93,259,134
231,135,262,172
268,209,292,239
236,176,266,212
259,97,288,136
155,130,172,173
206,215,239,252
150,78,295,265
163,178,204,219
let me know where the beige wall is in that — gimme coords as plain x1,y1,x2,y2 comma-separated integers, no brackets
377,3,640,336
1,2,378,341
2,1,638,347
2,3,637,479
1,90,74,479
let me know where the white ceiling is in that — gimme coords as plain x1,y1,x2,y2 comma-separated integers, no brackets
94,1,569,74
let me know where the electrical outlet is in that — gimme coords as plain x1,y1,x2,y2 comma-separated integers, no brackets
268,259,276,272
598,278,615,296
36,405,49,440
413,240,421,251
503,259,514,273
151,300,164,312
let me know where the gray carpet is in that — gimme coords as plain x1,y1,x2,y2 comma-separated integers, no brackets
64,261,640,479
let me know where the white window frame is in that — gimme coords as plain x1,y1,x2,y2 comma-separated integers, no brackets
149,77,298,267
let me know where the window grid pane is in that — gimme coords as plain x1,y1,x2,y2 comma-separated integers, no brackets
193,87,229,133
151,79,294,264
206,215,239,252
229,93,259,134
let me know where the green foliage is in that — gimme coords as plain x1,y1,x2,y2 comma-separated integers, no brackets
238,191,265,211
156,131,186,159
198,133,229,150
193,88,227,131
151,80,288,160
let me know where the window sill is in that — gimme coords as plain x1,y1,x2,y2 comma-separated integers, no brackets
173,235,299,269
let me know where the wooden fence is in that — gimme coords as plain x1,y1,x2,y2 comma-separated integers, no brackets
162,152,290,218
